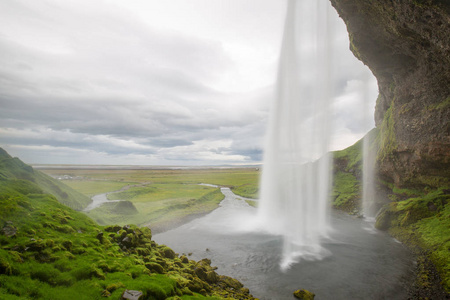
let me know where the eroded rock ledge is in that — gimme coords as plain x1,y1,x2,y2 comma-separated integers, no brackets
329,0,450,188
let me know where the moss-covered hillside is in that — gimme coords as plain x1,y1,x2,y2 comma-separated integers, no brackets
0,148,91,211
0,150,256,299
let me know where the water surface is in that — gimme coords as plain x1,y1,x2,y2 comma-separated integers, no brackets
154,188,414,299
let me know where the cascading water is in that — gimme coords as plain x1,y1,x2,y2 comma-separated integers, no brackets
257,0,333,270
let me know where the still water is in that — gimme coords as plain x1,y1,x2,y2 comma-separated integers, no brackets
154,188,414,300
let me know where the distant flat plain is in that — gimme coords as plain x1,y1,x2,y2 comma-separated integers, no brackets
38,166,260,232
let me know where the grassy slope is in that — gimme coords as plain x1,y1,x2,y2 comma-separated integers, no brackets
0,153,256,299
0,148,91,210
331,135,363,213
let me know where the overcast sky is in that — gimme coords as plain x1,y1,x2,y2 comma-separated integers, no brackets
0,0,377,166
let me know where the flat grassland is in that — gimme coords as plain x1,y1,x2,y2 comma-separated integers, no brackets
41,167,260,232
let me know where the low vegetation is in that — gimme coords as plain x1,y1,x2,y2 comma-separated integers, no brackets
0,149,256,299
0,149,91,210
331,135,364,213
42,167,260,231
375,187,450,293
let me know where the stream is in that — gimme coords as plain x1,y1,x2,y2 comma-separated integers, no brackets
154,187,415,300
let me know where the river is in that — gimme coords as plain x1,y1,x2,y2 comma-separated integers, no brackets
154,187,415,299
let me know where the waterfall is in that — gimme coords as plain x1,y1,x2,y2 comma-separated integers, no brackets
257,0,333,270
362,128,378,220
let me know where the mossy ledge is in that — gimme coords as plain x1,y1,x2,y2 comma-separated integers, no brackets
0,149,256,299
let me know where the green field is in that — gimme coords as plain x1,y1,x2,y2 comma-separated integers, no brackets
41,168,260,232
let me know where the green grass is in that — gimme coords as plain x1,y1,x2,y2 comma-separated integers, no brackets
41,168,260,187
0,150,257,299
40,168,260,230
375,187,450,292
231,184,259,199
333,139,363,172
87,189,225,230
0,148,91,210
63,180,134,197
331,171,360,209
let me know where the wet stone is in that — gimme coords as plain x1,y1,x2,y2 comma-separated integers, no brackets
122,289,143,300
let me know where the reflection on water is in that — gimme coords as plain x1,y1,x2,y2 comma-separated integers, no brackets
154,188,414,300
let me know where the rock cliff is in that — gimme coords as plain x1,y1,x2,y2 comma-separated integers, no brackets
329,0,450,188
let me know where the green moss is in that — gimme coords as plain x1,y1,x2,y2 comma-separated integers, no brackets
349,33,361,60
331,171,360,212
377,105,397,162
375,187,450,292
429,96,450,110
333,139,363,172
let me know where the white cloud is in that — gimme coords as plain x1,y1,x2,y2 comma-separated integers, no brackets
0,0,378,165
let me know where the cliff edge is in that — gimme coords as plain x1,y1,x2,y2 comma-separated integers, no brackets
329,0,449,188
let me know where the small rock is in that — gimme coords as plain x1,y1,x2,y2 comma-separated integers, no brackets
122,289,143,300
96,232,104,242
122,236,131,246
293,289,315,300
2,225,17,237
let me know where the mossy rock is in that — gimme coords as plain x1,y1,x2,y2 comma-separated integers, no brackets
145,262,165,274
104,224,122,233
187,277,207,293
218,275,243,290
293,289,315,300
161,246,176,259
0,257,12,275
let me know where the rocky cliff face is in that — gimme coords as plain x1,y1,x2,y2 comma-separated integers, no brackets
329,0,450,188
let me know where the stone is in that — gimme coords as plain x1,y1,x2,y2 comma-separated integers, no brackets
122,290,143,300
2,225,17,237
96,232,104,242
293,289,315,300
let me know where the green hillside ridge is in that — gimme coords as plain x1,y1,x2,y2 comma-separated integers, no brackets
0,148,92,211
0,149,256,299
